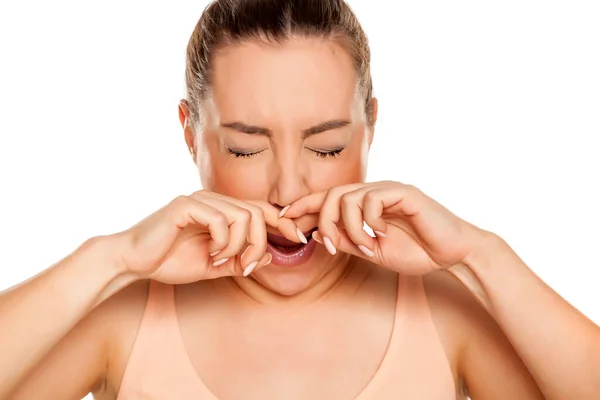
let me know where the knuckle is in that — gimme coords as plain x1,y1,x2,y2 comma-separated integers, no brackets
237,208,252,224
363,190,377,204
170,195,190,208
405,183,420,193
211,211,228,227
248,205,265,222
340,191,357,207
167,196,191,222
340,192,350,203
324,187,340,203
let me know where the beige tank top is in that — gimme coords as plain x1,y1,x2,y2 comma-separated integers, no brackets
117,274,455,399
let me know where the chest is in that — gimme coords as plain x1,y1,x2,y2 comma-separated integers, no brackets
178,294,397,400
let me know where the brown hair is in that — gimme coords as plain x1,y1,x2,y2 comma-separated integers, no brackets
184,0,374,127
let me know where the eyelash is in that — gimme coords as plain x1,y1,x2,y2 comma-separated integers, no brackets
228,149,263,158
227,148,344,159
310,148,344,158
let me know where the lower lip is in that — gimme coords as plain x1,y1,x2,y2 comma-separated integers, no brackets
266,238,317,267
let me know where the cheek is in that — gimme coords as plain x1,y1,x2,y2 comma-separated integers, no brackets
307,134,369,190
308,150,365,190
208,154,270,199
199,136,269,198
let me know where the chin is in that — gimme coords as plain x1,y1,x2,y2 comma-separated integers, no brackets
256,273,316,296
254,250,331,296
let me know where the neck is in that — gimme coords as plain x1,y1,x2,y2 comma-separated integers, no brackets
226,255,371,307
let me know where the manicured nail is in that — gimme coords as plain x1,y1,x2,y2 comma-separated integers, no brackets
213,258,229,267
243,261,258,276
323,236,337,255
358,245,374,257
375,231,387,238
210,250,221,257
262,253,273,266
312,231,323,244
296,227,307,244
279,205,290,218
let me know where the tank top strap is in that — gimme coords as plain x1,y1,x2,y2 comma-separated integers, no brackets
117,280,202,400
376,273,456,399
145,279,177,320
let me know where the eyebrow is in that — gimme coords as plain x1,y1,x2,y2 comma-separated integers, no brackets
221,119,350,138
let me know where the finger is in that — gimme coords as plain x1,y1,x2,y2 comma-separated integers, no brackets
193,191,300,244
340,189,376,255
193,194,268,268
313,229,375,260
282,183,365,219
244,251,272,276
374,182,423,217
317,184,365,250
189,195,251,260
169,196,230,253
362,188,389,237
281,191,327,218
248,200,303,244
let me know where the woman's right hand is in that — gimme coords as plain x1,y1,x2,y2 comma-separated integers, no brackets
113,191,301,284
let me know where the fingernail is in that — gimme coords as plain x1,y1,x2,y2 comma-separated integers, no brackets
358,245,374,257
243,261,258,276
262,253,273,266
323,236,337,255
312,231,323,244
279,205,290,218
296,227,307,244
375,231,387,238
213,258,229,267
210,250,221,257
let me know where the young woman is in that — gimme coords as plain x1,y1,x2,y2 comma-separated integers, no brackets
2,1,599,399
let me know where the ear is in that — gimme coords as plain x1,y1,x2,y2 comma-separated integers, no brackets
367,97,378,146
179,100,195,156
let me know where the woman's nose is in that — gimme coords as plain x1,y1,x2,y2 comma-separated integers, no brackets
268,158,310,208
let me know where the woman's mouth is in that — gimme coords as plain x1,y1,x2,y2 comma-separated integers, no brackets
266,229,318,267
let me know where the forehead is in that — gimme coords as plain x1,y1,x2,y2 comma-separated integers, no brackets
209,37,360,122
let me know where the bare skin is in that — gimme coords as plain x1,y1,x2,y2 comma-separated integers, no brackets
4,37,598,400
11,262,541,400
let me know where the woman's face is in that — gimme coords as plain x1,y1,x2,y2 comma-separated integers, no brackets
180,37,376,296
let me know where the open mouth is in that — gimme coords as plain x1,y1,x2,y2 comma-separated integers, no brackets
267,228,316,252
266,228,318,267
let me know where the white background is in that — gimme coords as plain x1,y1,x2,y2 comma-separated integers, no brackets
1,1,599,399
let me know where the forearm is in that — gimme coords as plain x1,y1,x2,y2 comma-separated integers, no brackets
449,232,600,400
0,235,137,399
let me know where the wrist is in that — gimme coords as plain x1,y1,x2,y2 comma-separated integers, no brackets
75,235,128,278
461,228,507,276
446,229,507,311
74,235,141,304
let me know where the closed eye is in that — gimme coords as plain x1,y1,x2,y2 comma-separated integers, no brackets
228,148,264,158
308,148,344,158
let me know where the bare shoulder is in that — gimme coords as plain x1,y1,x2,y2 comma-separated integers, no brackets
422,271,543,399
11,279,149,400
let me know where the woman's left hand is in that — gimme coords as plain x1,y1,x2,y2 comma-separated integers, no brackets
282,181,486,275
